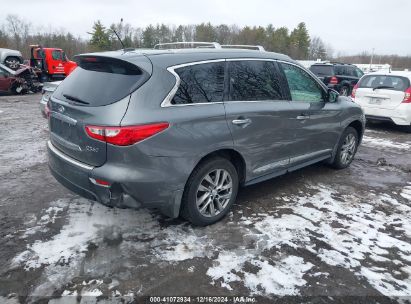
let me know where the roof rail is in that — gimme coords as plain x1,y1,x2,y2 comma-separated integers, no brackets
221,45,265,51
153,42,221,49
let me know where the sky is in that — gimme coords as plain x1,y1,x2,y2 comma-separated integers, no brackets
1,0,411,55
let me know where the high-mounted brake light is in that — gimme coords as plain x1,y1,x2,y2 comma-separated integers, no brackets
351,84,359,99
403,87,411,104
85,123,169,146
330,76,338,85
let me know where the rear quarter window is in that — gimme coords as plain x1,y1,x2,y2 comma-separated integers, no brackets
172,62,225,104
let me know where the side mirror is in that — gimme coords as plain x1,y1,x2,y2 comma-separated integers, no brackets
328,89,339,103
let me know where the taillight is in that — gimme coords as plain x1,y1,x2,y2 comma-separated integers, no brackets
351,84,359,99
330,76,338,85
403,87,411,103
85,123,169,146
45,101,51,118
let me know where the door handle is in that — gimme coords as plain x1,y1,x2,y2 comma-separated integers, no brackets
296,114,310,120
232,118,252,126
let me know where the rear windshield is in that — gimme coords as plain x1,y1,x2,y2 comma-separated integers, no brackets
53,56,149,106
309,65,334,76
358,75,410,91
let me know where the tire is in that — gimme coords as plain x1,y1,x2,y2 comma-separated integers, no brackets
4,57,21,70
11,84,24,95
180,157,239,226
331,127,359,169
340,85,350,96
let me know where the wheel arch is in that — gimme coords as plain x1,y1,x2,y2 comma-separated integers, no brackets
347,119,364,142
191,148,247,186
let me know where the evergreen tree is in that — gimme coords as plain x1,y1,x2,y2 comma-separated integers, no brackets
89,20,111,51
142,25,158,48
195,23,216,42
289,22,310,59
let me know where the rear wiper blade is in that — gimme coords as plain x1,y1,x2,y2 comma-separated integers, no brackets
63,94,89,105
373,85,394,91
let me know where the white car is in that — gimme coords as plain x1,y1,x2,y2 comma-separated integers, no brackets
40,81,61,117
352,71,411,130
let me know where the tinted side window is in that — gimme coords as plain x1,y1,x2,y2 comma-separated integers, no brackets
172,62,225,104
280,63,324,102
355,68,364,78
334,66,345,75
229,60,283,101
52,50,62,60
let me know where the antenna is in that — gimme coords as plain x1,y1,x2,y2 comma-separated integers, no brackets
111,18,125,49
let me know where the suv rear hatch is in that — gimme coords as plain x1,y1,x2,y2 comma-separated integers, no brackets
49,54,151,166
309,64,336,85
355,75,410,110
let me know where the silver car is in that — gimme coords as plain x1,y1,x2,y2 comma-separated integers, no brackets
0,48,24,70
40,81,61,117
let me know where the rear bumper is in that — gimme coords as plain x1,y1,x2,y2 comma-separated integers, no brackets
47,141,184,217
361,104,411,126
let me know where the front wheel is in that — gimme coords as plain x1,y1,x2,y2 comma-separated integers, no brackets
331,127,359,169
181,157,239,226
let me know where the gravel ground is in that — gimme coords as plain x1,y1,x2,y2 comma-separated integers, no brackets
0,94,410,304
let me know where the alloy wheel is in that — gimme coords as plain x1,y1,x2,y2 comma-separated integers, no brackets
196,169,233,217
340,133,356,165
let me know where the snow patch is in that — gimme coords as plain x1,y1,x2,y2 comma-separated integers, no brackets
400,183,411,201
362,135,411,151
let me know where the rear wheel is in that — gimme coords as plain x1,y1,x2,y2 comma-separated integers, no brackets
331,127,359,169
340,85,350,96
181,157,239,226
4,57,21,70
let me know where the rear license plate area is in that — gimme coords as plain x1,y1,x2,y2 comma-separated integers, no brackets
369,98,383,105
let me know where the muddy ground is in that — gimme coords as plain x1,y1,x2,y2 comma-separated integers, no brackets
0,94,410,304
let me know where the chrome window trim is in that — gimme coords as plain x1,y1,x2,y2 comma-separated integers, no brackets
48,141,93,171
160,57,327,107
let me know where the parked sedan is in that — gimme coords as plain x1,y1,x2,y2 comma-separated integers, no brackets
352,72,411,131
0,63,27,94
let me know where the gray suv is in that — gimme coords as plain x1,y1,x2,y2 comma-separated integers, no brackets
47,48,365,226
